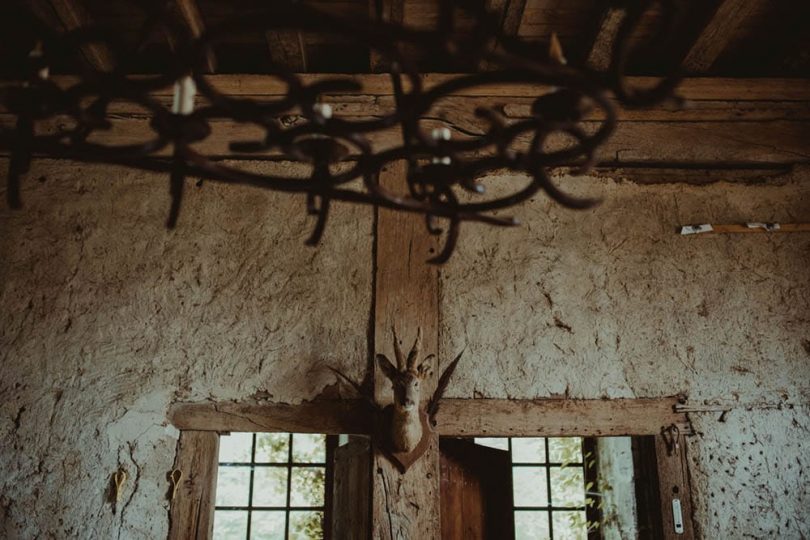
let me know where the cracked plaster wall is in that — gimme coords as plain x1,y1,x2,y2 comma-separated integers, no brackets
1,160,808,538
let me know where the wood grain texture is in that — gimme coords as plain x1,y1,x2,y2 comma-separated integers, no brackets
170,397,691,436
331,437,372,539
169,400,371,434
654,435,695,540
585,7,624,71
168,431,219,540
682,0,763,73
437,397,693,436
372,159,441,539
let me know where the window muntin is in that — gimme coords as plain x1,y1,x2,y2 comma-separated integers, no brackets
475,437,595,539
214,432,328,539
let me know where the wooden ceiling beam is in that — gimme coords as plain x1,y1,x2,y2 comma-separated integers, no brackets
169,0,216,73
265,30,307,73
585,7,624,71
24,0,114,72
480,0,528,69
682,0,762,73
368,0,403,73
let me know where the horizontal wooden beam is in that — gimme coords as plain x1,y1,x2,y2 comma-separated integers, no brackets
169,397,692,437
15,74,810,101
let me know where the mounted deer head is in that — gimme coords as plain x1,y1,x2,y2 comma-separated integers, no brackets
376,327,435,453
329,326,463,471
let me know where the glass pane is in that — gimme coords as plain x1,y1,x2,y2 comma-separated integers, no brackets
512,438,546,463
253,467,288,507
290,467,325,506
292,434,326,463
219,433,254,463
515,511,549,540
552,511,588,540
216,467,250,507
550,467,585,507
548,437,582,465
289,511,324,540
255,433,290,463
512,466,548,507
251,510,286,539
474,437,509,451
213,510,248,539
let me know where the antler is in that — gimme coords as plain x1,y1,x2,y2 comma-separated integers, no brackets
391,325,405,370
406,327,422,372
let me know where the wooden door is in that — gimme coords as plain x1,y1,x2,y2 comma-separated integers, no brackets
440,438,515,540
330,437,371,540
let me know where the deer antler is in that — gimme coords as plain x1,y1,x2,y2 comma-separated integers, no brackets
406,327,422,372
391,325,405,370
427,348,465,423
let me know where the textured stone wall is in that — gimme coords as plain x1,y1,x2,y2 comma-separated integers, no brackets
1,160,808,538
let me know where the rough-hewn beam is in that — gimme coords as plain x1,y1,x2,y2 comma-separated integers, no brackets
682,0,762,73
585,7,624,71
480,0,528,69
265,30,307,72
369,0,403,72
24,0,114,71
168,397,692,436
167,431,219,540
169,0,216,73
372,159,441,539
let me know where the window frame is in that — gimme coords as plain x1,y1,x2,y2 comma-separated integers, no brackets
167,397,694,540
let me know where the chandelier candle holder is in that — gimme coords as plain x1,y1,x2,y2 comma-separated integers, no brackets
0,0,683,263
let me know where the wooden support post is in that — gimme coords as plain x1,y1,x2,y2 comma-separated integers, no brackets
480,0,527,70
266,30,307,73
372,159,441,539
168,430,219,540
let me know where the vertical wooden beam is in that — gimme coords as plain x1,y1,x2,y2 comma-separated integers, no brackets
585,7,624,71
170,0,216,73
25,0,114,71
168,431,219,540
682,0,761,73
654,435,695,540
265,30,307,72
372,160,441,539
369,0,403,72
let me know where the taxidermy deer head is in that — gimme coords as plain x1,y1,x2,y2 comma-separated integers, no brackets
329,326,463,472
376,327,434,453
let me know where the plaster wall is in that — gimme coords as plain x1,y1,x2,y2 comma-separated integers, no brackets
1,160,808,538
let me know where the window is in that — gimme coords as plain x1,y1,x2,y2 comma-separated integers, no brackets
474,437,598,539
213,432,333,540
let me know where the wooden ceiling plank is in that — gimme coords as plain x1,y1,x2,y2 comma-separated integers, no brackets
266,30,307,72
369,0,403,72
25,0,114,72
682,0,763,73
585,7,624,71
171,0,216,73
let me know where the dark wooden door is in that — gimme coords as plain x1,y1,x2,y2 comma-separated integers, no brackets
440,438,515,540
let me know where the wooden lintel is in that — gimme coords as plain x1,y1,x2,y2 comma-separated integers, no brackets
25,0,114,72
585,7,624,71
169,400,371,434
169,397,692,437
682,0,763,73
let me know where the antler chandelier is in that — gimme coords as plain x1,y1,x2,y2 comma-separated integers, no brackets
1,0,681,263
